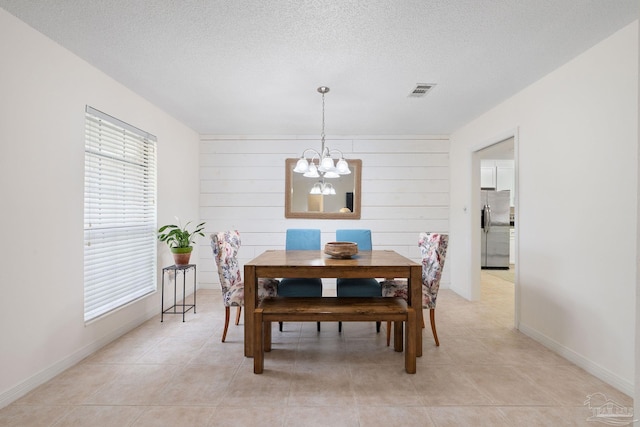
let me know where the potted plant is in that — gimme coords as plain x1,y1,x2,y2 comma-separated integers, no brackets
157,219,206,266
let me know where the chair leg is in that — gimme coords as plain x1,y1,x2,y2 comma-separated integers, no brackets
430,308,439,346
338,321,342,333
317,322,321,331
222,306,230,343
235,306,242,325
376,321,381,333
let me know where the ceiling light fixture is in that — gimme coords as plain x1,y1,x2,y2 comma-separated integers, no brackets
293,86,350,195
309,181,336,195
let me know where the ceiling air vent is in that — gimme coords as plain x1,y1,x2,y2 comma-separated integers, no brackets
408,83,436,98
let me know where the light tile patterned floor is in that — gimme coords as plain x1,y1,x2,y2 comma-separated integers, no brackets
1,270,632,426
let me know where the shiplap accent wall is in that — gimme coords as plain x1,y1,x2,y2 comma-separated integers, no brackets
198,135,450,290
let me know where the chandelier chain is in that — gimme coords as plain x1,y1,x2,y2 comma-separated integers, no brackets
321,91,326,154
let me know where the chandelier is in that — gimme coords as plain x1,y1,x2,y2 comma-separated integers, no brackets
310,181,336,195
293,86,350,195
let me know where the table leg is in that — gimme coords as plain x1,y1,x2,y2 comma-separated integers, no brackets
405,307,417,373
254,308,263,374
244,265,257,357
409,264,423,357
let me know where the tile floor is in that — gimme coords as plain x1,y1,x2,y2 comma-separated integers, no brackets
1,269,632,426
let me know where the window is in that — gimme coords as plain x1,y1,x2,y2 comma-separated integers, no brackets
84,106,157,322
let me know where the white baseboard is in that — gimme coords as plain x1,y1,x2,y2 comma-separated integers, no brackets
0,311,154,409
518,323,633,397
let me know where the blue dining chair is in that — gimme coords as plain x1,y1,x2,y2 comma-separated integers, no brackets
277,229,323,331
335,229,382,333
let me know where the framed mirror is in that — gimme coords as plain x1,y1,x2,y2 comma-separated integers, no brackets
285,158,361,219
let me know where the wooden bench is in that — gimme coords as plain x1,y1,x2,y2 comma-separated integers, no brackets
253,297,416,374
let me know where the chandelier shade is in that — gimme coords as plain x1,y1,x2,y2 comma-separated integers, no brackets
293,158,309,173
319,156,336,172
310,181,336,195
336,158,351,174
303,162,320,178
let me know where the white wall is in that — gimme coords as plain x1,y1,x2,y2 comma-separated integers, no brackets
450,22,638,395
198,135,450,289
636,2,640,421
0,9,200,407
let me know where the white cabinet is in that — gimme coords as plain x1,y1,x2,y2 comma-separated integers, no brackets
482,160,515,207
481,167,496,189
480,161,496,189
495,161,515,207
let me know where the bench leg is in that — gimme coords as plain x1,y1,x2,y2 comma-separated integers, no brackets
264,320,272,352
254,309,264,374
393,321,403,352
405,308,416,374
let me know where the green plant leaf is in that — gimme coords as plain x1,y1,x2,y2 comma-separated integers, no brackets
157,219,207,248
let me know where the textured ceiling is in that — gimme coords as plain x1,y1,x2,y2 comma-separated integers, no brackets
0,1,637,135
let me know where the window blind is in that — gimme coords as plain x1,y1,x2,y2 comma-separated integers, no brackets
84,106,157,322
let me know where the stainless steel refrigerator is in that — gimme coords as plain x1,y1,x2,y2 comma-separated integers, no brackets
481,190,510,269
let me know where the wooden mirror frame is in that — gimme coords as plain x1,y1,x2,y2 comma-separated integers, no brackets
285,158,361,219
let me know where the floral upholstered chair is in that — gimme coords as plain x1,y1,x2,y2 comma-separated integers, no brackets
380,232,448,346
211,230,278,342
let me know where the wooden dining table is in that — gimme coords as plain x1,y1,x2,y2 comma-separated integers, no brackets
243,249,423,358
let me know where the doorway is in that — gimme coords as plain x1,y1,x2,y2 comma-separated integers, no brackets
473,135,518,327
